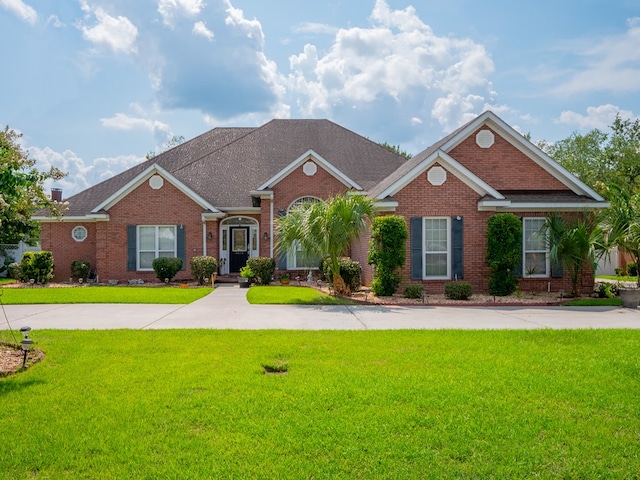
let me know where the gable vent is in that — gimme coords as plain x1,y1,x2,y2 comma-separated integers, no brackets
427,166,447,186
476,129,495,148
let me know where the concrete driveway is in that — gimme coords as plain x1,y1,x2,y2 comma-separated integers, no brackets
1,284,639,330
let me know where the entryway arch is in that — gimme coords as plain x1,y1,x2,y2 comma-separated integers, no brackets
220,217,259,274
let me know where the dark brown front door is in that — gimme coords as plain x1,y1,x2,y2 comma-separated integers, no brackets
229,227,250,273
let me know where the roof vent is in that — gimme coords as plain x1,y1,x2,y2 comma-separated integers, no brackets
427,166,447,186
476,129,495,148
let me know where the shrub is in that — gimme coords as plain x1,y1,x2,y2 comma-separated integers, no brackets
247,257,276,285
71,260,91,281
21,251,54,283
239,265,254,279
7,262,22,281
595,282,617,298
486,214,521,296
152,257,183,283
368,215,408,296
190,256,219,285
445,281,473,300
626,262,638,277
404,284,424,299
322,257,362,293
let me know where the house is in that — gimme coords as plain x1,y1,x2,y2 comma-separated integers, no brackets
35,111,608,294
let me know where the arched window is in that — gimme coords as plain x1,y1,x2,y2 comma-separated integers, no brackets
287,197,322,270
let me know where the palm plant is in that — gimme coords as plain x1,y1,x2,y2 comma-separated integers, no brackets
599,185,640,287
544,214,605,297
276,194,373,295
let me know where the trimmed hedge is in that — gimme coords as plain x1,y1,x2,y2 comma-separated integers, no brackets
322,257,362,293
71,260,91,281
445,281,473,300
21,251,54,284
404,284,424,299
190,256,219,285
152,257,183,283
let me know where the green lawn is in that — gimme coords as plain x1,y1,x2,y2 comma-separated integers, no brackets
596,274,637,283
247,285,355,305
0,286,212,304
1,330,639,478
564,298,622,306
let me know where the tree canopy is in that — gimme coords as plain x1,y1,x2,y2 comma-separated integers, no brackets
0,126,66,244
542,115,640,196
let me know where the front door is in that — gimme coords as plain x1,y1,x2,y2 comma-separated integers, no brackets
229,226,250,273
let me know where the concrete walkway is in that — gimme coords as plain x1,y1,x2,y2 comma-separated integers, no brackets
1,283,640,330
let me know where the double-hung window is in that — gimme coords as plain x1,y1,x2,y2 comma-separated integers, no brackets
286,197,322,270
523,218,549,277
138,225,177,270
424,217,450,279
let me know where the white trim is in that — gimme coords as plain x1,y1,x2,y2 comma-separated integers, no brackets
423,216,451,280
33,214,110,222
478,200,610,212
373,200,399,212
71,226,88,242
440,111,605,202
522,217,550,278
137,225,178,271
217,207,261,214
257,149,362,191
375,149,504,200
91,164,223,214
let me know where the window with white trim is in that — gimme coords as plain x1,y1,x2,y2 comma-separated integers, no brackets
138,225,176,270
523,218,549,277
288,196,322,270
424,217,450,279
72,226,87,242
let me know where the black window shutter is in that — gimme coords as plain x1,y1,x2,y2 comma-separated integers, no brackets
410,217,423,280
551,254,563,278
277,210,287,270
177,225,186,270
127,225,137,271
451,216,464,279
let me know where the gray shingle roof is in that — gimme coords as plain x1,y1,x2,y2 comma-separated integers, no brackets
57,119,408,216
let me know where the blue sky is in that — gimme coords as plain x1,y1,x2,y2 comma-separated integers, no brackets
1,0,639,197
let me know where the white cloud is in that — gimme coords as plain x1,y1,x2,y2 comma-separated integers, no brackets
286,0,494,132
46,14,65,28
293,22,338,35
0,0,37,25
29,146,146,197
100,112,173,148
81,8,138,54
158,0,205,27
557,104,637,130
192,20,214,40
553,17,640,95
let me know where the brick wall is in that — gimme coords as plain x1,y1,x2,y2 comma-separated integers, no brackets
40,222,97,281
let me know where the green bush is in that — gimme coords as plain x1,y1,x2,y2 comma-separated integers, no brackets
595,282,617,298
486,213,521,296
7,262,22,281
190,256,219,285
323,257,362,293
71,260,91,281
247,257,276,285
626,262,638,277
403,284,424,299
368,215,408,296
152,257,183,283
239,265,255,279
21,251,54,283
445,281,473,300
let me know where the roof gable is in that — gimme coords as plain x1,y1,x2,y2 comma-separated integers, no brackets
92,163,222,214
257,149,362,191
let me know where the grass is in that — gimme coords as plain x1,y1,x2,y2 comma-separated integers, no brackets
1,329,639,478
0,285,212,304
564,298,622,306
0,278,14,286
247,285,355,305
596,274,637,283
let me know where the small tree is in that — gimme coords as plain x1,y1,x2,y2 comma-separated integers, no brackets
486,213,521,296
70,260,91,281
152,257,183,283
368,215,408,296
545,214,604,297
190,256,219,285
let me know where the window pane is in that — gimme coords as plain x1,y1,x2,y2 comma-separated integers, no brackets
426,253,447,276
140,252,155,269
158,226,175,250
139,227,155,250
525,253,546,276
525,219,546,250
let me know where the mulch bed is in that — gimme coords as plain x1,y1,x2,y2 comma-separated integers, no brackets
0,342,44,377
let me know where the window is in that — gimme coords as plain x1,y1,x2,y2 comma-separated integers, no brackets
523,218,549,277
138,225,176,270
287,197,322,270
71,226,87,242
424,217,450,279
